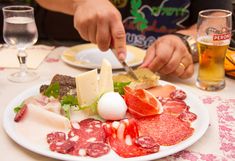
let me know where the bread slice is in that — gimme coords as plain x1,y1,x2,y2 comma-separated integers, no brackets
113,68,160,89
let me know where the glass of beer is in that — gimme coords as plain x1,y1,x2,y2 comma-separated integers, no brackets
196,9,232,91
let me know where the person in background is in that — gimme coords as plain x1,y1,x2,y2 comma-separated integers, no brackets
35,0,232,78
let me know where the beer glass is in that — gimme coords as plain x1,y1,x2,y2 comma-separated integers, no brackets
196,9,232,91
2,6,38,82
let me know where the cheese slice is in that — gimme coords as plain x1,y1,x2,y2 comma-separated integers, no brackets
99,59,114,94
76,69,99,106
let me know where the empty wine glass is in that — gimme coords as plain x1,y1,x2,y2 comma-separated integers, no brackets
2,5,39,82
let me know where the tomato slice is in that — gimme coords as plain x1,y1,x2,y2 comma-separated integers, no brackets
124,87,162,118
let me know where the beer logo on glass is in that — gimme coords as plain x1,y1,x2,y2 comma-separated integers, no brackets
206,27,231,41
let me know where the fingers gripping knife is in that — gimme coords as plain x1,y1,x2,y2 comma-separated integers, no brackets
111,49,139,80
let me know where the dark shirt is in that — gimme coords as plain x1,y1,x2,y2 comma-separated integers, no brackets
0,0,233,47
112,0,233,48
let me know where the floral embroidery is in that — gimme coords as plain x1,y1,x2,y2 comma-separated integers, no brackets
217,99,235,159
45,58,59,63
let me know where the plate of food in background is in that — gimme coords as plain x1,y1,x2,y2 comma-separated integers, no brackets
61,43,145,69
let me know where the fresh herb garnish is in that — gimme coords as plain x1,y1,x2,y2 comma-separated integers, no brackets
80,100,98,115
61,95,79,119
14,103,24,113
44,82,60,98
61,104,71,119
61,95,78,106
114,82,131,95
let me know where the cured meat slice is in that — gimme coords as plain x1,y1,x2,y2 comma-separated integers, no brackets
68,118,106,156
135,136,159,149
163,99,187,116
108,136,159,158
137,113,194,146
86,142,110,158
49,140,75,154
14,104,28,122
156,96,170,106
169,89,187,100
47,132,66,144
69,119,105,143
178,110,197,122
104,118,159,158
124,87,163,118
147,85,176,98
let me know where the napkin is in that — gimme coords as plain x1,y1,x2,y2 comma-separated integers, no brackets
0,44,55,69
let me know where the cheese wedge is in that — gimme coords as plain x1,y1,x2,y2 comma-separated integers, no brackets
76,69,99,106
99,59,114,94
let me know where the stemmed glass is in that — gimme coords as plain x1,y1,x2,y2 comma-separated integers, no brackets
2,5,39,82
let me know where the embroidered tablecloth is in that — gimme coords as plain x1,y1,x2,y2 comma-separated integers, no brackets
0,46,234,161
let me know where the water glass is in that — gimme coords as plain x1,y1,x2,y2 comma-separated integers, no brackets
2,5,39,82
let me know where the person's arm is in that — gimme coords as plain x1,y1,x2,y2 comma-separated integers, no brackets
35,0,77,15
141,0,233,79
35,0,127,60
140,24,197,79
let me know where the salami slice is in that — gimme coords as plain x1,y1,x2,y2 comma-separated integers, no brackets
86,142,110,157
108,136,158,158
47,132,66,144
69,119,105,143
178,110,197,122
14,104,28,122
104,118,160,158
68,118,106,156
163,99,187,116
49,140,75,154
156,96,170,105
137,113,194,146
169,89,187,100
135,136,158,149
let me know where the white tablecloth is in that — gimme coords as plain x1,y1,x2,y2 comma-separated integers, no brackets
0,46,234,161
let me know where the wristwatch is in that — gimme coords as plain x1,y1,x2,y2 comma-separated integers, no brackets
171,33,198,63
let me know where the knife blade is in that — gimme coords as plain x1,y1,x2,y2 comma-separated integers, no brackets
111,49,139,80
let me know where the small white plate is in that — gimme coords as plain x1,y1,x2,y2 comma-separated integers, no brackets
61,44,145,69
3,80,209,161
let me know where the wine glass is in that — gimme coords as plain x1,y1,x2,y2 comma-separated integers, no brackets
2,5,39,82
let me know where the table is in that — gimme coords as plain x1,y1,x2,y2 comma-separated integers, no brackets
0,46,234,161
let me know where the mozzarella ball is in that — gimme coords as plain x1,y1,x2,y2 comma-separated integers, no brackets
97,92,127,120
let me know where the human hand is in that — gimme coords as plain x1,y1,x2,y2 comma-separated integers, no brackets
73,0,126,60
140,35,194,79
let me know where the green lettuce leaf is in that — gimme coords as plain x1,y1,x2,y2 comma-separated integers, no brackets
61,95,79,119
61,95,78,106
114,82,131,95
44,82,60,98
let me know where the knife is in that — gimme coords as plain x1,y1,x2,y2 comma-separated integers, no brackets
111,49,139,80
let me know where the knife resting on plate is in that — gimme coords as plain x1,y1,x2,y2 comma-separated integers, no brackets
111,49,139,80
